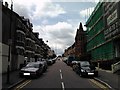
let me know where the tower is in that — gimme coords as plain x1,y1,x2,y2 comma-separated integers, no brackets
75,22,86,58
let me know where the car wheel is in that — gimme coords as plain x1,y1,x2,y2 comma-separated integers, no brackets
94,73,98,77
79,72,82,77
79,71,83,77
19,74,23,78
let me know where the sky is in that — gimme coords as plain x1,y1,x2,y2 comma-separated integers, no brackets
3,0,99,55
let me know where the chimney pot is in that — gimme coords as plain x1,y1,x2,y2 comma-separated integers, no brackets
5,2,8,8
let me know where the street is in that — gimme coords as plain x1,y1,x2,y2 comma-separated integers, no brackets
13,60,105,89
1,1,120,90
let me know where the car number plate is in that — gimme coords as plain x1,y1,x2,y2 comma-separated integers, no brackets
24,73,30,75
88,73,94,75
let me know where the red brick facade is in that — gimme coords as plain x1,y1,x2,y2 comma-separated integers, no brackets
75,22,86,58
63,22,86,58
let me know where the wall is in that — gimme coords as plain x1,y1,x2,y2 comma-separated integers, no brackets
0,2,2,89
0,1,2,74
2,5,24,72
17,55,24,69
1,43,9,73
0,43,2,73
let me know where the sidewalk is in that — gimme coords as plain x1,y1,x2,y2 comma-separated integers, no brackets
2,70,26,89
96,69,120,90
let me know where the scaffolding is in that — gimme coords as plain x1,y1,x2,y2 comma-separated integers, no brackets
86,2,114,62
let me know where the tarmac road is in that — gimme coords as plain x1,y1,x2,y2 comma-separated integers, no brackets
14,60,106,89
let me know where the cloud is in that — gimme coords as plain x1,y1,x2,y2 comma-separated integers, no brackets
14,0,66,20
33,3,66,18
33,22,75,55
41,19,49,25
3,0,96,55
3,0,66,20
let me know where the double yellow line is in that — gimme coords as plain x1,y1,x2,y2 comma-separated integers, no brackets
14,80,31,90
89,79,109,90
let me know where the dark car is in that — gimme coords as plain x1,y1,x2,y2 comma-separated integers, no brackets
63,57,68,63
75,61,98,77
52,58,57,64
47,59,53,65
72,61,80,71
19,62,44,78
66,56,75,66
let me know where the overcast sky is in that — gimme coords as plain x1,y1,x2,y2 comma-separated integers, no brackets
3,0,98,55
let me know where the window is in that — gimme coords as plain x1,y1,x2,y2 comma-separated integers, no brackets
17,32,25,42
80,61,90,67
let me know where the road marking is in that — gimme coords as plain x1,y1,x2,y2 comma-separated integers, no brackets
60,69,61,73
14,80,31,90
94,78,113,89
61,82,65,90
60,69,64,90
18,80,31,89
15,80,29,89
89,79,109,90
60,73,63,79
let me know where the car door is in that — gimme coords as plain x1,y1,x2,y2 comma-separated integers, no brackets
75,63,80,74
39,63,44,73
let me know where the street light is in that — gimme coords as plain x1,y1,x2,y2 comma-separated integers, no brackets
6,0,13,84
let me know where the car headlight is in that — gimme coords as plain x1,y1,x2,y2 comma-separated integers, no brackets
81,69,85,72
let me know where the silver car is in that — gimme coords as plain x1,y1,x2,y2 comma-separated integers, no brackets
19,62,44,78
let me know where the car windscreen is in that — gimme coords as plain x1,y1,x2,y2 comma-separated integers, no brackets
80,61,90,67
26,63,39,68
68,56,74,62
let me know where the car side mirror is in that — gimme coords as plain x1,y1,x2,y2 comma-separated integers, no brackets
78,64,81,68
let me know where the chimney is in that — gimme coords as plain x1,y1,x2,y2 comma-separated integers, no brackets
79,22,83,30
5,2,8,8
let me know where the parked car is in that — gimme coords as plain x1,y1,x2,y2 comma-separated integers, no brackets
37,59,48,72
75,61,98,77
63,57,68,63
72,61,80,71
66,56,75,66
71,60,79,67
19,62,44,78
47,59,53,65
52,58,57,64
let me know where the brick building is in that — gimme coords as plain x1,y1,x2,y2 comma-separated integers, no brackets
63,22,86,60
1,2,51,73
63,43,75,57
75,22,86,58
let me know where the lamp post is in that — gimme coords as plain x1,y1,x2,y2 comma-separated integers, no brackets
46,40,49,59
6,0,13,84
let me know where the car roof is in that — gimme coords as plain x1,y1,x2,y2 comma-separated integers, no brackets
79,61,89,62
27,62,41,65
